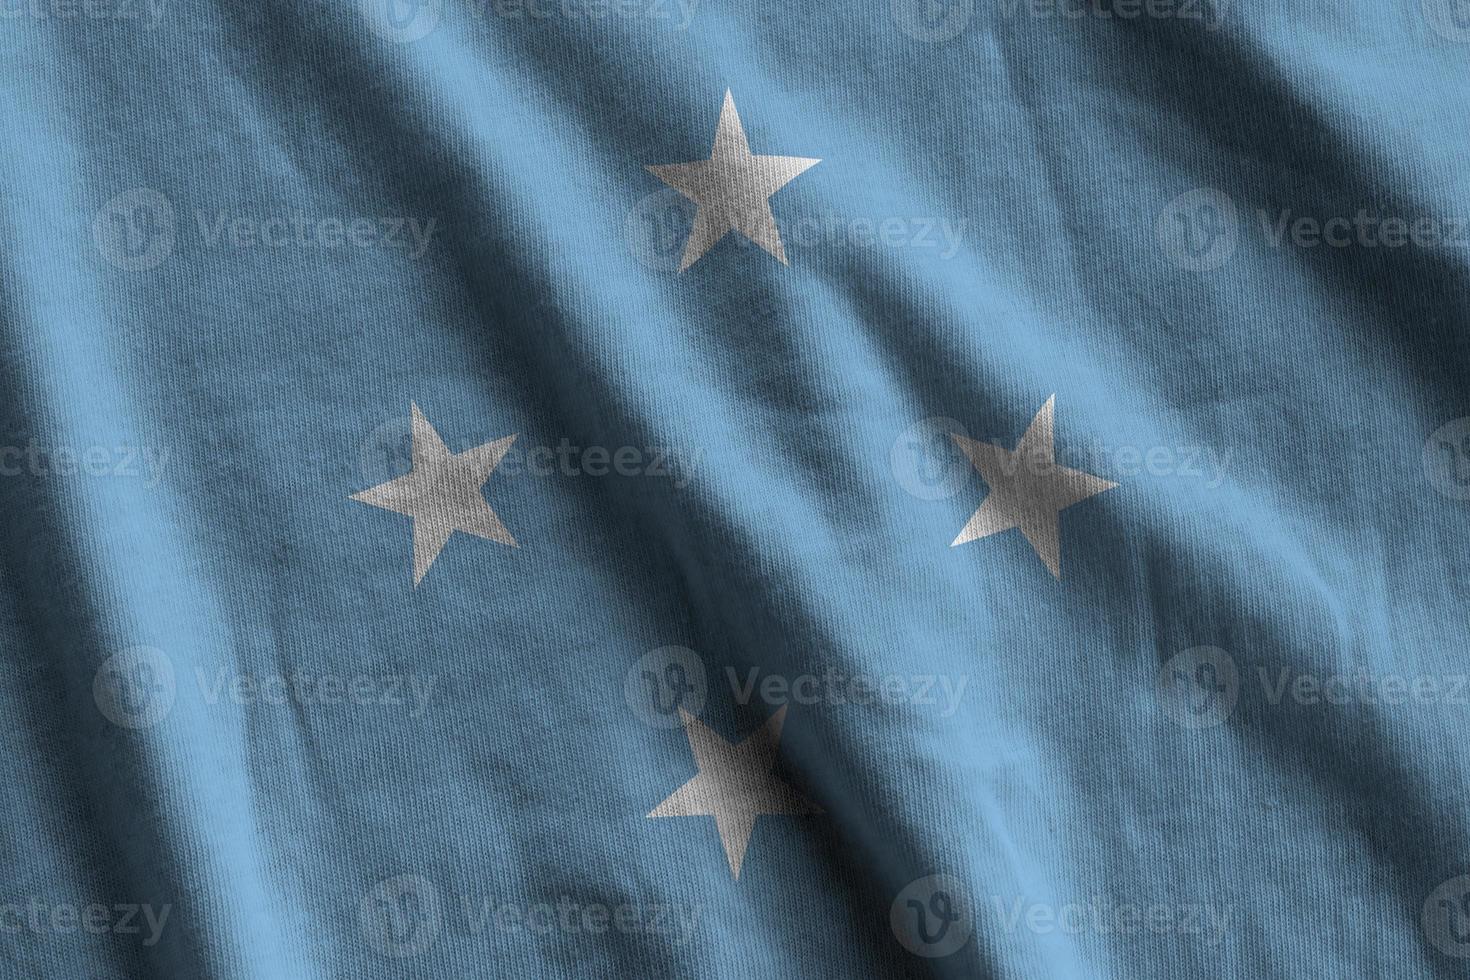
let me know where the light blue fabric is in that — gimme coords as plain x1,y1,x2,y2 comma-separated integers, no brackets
2,0,1470,976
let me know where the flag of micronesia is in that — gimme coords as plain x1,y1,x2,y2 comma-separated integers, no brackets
2,0,1470,975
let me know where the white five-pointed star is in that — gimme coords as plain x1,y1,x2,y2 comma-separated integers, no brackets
351,403,518,586
647,90,820,271
950,396,1117,578
648,706,821,879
